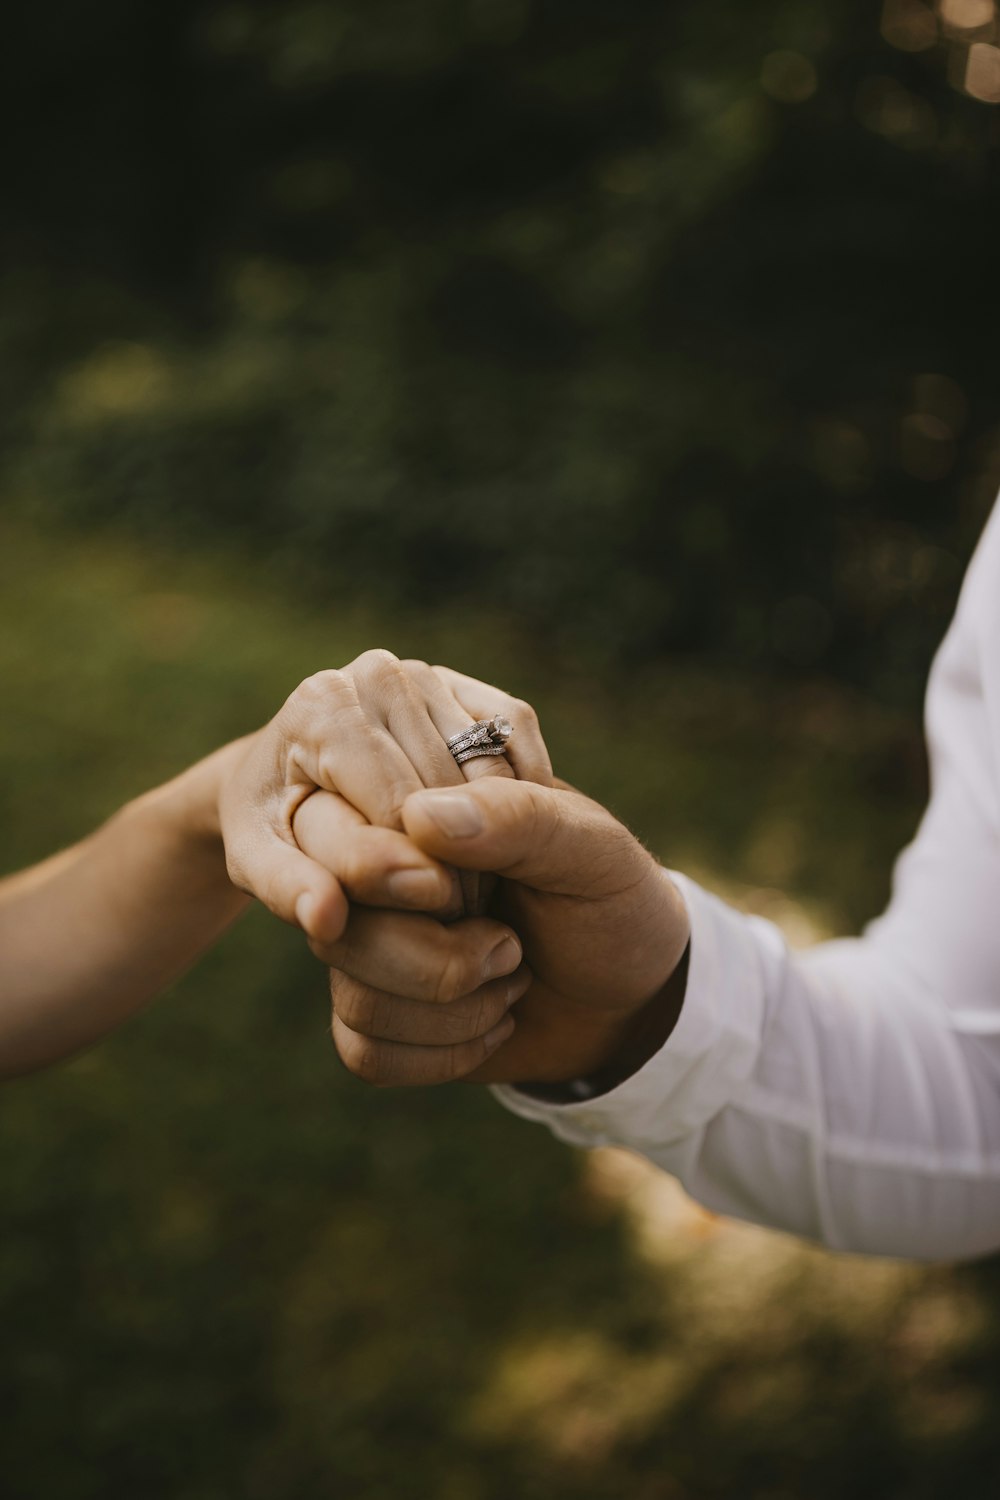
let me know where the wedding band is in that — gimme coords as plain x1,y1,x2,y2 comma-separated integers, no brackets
446,715,514,765
452,743,508,765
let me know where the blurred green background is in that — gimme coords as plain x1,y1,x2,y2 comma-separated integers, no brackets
4,2,1000,1496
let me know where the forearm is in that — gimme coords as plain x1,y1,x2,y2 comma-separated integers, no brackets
0,741,251,1078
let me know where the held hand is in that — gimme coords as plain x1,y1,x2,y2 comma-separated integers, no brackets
298,777,691,1087
216,652,552,945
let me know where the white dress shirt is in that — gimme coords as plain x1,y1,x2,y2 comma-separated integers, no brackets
495,500,1000,1261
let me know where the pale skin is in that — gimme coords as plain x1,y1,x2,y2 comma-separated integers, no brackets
0,649,689,1092
0,651,554,1080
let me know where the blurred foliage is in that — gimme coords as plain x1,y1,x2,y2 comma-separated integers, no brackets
5,3,1000,1496
4,0,1000,705
1,518,998,1500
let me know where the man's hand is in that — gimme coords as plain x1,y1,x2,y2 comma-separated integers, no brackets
294,777,691,1087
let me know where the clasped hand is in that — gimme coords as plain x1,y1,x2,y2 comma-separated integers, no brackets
222,651,690,1090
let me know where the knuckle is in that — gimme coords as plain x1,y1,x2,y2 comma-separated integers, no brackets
405,954,443,1003
315,721,379,787
282,672,357,740
435,993,488,1043
334,983,378,1035
391,925,461,1002
433,944,476,1005
508,695,539,731
354,648,402,686
341,1030,386,1086
294,669,349,708
399,657,431,679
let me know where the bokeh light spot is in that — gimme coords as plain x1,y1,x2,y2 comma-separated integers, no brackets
855,75,939,146
965,39,1000,97
940,0,996,34
881,0,940,51
760,50,818,104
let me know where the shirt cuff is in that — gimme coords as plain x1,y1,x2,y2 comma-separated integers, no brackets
491,871,786,1156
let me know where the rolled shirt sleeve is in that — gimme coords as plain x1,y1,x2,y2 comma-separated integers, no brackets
494,501,1000,1261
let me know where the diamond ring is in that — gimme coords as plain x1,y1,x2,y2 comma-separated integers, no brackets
446,715,514,766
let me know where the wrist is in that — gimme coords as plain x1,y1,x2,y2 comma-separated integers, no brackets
515,944,690,1098
513,869,691,1096
574,940,691,1097
128,737,254,884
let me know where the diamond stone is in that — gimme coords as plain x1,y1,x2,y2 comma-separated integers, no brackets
491,716,513,742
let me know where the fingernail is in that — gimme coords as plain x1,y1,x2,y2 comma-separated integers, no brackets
483,935,522,982
295,893,316,933
417,791,484,839
386,868,446,908
484,1014,515,1054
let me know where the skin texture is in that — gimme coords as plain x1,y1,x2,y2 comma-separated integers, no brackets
295,773,692,1088
0,651,549,1079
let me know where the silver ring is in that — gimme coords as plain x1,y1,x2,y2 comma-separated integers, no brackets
446,715,514,765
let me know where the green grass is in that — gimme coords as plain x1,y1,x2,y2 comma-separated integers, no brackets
1,518,992,1500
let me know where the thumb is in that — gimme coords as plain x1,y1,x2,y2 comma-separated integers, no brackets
401,778,645,898
229,832,349,945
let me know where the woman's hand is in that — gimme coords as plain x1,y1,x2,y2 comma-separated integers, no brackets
217,651,552,947
0,648,551,1079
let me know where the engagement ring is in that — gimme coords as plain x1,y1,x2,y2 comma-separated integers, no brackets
446,715,514,765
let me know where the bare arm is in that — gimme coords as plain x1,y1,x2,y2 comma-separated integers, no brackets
0,651,552,1081
0,744,249,1077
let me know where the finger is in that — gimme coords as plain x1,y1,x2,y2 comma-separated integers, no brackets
402,777,649,897
314,908,523,1001
378,660,502,915
286,655,491,915
348,649,509,802
396,659,515,787
431,665,553,786
377,663,469,790
392,659,517,918
227,827,349,945
332,1009,515,1088
293,789,460,915
280,660,427,829
331,963,531,1045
